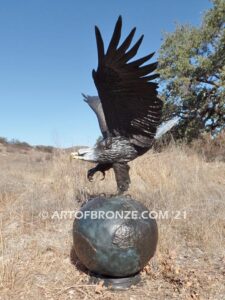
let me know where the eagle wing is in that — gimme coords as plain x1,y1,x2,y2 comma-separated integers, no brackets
82,94,108,139
92,16,163,148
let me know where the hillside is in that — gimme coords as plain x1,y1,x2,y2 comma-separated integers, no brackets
0,140,225,299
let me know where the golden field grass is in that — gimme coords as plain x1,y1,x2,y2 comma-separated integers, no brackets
0,141,225,299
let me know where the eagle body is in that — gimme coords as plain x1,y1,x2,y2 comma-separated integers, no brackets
71,16,164,194
92,136,139,164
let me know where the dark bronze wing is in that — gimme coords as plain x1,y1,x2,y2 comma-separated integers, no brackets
92,16,163,148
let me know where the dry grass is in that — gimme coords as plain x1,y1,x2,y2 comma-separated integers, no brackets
191,131,225,162
0,143,225,299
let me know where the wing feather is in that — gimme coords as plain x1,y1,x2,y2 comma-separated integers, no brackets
95,27,105,66
106,16,122,55
120,35,144,63
128,52,155,67
116,28,136,55
93,16,163,147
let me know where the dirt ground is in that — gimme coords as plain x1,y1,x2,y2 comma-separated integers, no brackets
0,142,224,299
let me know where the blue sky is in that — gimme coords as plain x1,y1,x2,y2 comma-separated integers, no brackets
0,0,212,147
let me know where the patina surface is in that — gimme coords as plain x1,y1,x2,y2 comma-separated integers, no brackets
73,196,158,278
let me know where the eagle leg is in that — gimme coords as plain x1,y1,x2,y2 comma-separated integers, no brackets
113,163,131,194
87,163,112,182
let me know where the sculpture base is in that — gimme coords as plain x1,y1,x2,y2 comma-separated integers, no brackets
89,272,142,290
73,195,158,290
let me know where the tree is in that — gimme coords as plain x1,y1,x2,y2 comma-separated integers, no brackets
158,0,225,142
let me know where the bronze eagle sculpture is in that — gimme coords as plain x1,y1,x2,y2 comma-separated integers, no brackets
71,16,179,194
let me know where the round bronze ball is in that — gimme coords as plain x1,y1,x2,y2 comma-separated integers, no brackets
73,195,158,278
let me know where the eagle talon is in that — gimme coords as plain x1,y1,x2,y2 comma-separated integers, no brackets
87,167,106,182
100,171,105,181
87,168,96,182
87,175,94,182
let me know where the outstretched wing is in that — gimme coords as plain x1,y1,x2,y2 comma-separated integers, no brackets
82,94,108,138
92,16,163,148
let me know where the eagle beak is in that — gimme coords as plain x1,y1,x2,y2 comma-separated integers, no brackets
70,147,97,162
70,151,81,161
